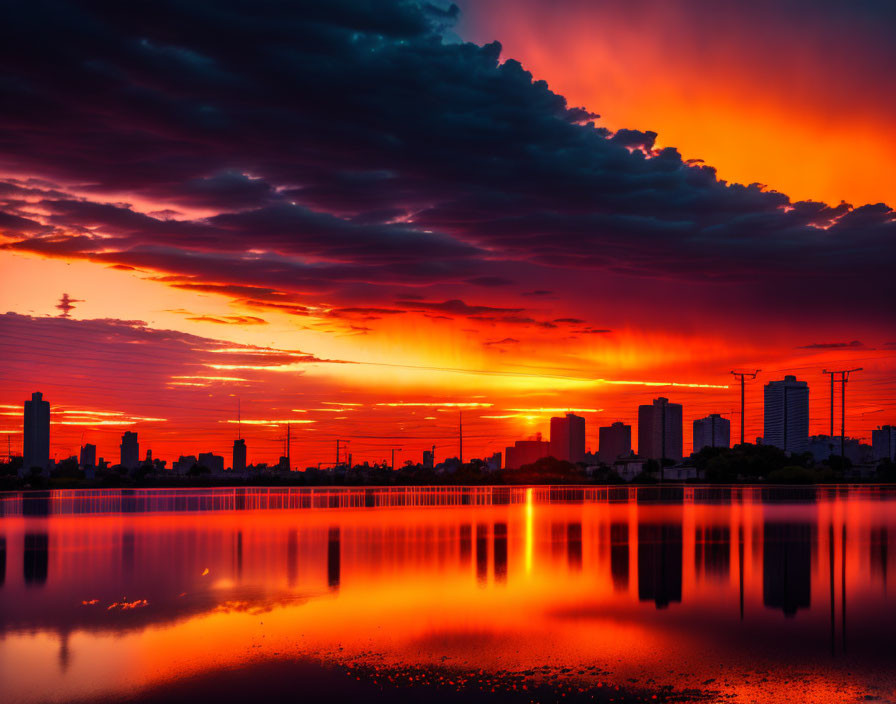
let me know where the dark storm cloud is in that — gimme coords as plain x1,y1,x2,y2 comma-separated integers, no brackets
395,299,523,316
0,0,894,318
797,340,867,350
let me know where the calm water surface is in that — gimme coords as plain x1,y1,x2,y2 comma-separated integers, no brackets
0,485,894,704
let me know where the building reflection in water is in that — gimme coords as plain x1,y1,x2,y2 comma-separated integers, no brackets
567,522,582,572
287,529,298,587
695,525,730,581
493,522,508,583
24,532,48,586
475,523,488,585
610,522,629,591
638,523,682,609
459,523,472,566
2,487,896,704
0,534,6,588
327,527,340,590
763,522,812,617
870,526,887,590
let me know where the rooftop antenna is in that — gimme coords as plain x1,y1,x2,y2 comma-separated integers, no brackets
823,368,862,458
730,370,761,445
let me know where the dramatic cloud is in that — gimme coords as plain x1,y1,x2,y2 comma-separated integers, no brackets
0,0,891,325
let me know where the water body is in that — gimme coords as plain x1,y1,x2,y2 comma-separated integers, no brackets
0,486,893,704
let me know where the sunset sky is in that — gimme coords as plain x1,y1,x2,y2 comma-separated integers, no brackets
0,0,894,466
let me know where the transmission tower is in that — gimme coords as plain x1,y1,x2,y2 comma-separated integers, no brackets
730,370,761,445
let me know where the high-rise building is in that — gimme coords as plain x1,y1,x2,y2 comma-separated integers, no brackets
763,375,809,454
120,431,139,470
79,443,97,469
504,435,551,470
422,449,434,469
233,438,247,472
22,391,51,475
599,421,631,463
872,425,895,462
693,414,731,453
638,397,683,462
198,452,225,473
550,413,586,464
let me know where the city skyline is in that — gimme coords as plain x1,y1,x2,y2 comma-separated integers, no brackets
12,374,895,473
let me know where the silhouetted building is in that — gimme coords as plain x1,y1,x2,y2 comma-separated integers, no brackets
638,523,682,608
873,425,896,462
22,392,50,476
693,414,731,452
423,449,434,469
173,455,197,474
79,443,96,469
763,522,812,617
198,452,224,473
550,413,586,464
599,421,631,464
120,431,139,470
486,451,502,471
638,397,683,462
808,435,869,464
763,375,809,454
504,435,550,470
233,438,247,473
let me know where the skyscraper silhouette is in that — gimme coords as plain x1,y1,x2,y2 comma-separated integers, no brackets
638,397,683,463
233,438,247,472
763,375,810,454
550,413,586,463
22,392,50,476
120,431,139,470
599,421,631,464
693,414,731,452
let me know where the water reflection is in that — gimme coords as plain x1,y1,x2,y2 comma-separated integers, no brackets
23,532,48,586
638,523,682,608
763,523,812,617
0,486,895,704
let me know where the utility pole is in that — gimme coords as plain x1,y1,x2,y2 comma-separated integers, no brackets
823,370,835,438
336,439,350,467
660,399,666,483
287,423,291,470
459,411,463,465
823,369,862,458
237,398,241,440
730,370,760,446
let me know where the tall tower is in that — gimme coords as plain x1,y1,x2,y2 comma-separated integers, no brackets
599,421,632,463
693,414,731,452
120,431,140,470
233,438,247,473
763,375,809,454
638,397,683,463
550,413,586,463
22,392,50,476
